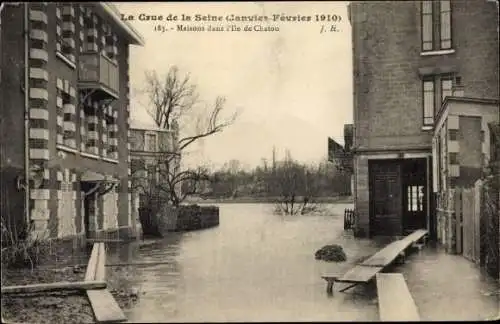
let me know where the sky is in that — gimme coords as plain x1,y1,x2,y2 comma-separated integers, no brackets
115,2,353,170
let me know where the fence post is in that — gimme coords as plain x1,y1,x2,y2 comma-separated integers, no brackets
473,180,482,264
448,189,456,254
455,188,462,255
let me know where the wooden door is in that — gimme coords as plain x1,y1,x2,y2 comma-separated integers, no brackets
369,161,402,236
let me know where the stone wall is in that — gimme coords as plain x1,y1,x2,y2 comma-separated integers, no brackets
175,205,219,232
141,204,220,236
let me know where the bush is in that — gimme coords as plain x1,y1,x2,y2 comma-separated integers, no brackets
315,244,347,262
1,219,51,270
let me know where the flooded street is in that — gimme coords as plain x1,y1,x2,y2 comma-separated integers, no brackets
106,203,499,322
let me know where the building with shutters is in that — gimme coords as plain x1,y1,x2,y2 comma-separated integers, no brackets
0,2,145,242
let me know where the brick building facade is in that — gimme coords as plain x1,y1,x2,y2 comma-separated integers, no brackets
349,0,499,238
0,3,144,241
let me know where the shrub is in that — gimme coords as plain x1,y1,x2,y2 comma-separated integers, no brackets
315,244,347,262
1,219,51,270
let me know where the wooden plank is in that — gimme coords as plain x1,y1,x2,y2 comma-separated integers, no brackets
86,289,127,323
86,239,124,243
337,265,384,283
360,240,408,267
95,243,106,281
1,281,107,294
376,273,420,321
399,229,428,247
85,243,126,323
62,260,178,270
85,243,100,281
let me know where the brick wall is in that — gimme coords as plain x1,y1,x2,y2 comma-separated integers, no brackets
350,0,499,237
351,1,433,152
351,0,499,153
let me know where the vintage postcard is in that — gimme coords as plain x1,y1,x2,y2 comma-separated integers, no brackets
0,1,499,323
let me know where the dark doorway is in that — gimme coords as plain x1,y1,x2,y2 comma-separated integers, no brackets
369,160,403,237
369,158,429,237
81,181,97,238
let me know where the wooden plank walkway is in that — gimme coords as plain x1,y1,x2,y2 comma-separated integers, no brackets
322,265,384,294
321,229,429,294
85,243,127,323
337,265,384,283
399,229,428,247
376,273,420,321
361,229,428,267
360,240,408,267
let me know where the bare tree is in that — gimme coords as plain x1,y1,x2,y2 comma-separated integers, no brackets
133,66,238,207
271,151,322,215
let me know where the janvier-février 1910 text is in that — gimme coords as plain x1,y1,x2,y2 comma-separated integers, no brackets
121,13,343,23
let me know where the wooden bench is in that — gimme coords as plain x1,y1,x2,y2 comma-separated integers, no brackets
321,229,429,294
85,243,127,323
376,273,420,321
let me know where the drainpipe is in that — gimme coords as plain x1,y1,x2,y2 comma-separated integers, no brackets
24,3,30,228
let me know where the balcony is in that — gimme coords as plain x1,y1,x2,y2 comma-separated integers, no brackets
78,52,119,101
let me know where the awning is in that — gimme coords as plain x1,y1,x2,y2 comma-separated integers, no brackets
81,170,119,183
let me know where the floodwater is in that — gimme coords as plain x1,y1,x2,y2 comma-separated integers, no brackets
106,203,500,322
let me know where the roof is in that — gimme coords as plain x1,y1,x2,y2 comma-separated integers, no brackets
328,137,346,162
130,120,174,133
93,3,145,46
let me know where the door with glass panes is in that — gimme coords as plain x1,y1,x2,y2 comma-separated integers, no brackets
402,159,427,234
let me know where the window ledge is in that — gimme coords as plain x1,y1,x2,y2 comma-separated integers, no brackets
102,157,119,164
56,51,76,69
56,144,79,154
81,151,101,160
421,125,434,131
420,49,455,56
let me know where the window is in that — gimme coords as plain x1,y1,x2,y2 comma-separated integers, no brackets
56,79,76,149
145,134,157,152
441,76,453,102
407,185,424,212
421,0,452,52
56,3,76,64
421,1,433,51
440,0,452,49
83,100,99,155
423,78,435,125
449,152,459,165
422,74,460,126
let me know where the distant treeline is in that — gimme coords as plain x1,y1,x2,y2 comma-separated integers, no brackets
185,158,352,200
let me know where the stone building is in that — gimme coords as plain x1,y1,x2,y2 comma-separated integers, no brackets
348,0,499,238
0,3,144,242
129,125,180,209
